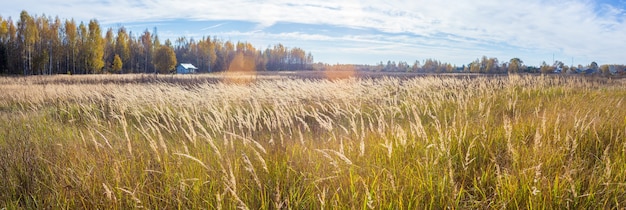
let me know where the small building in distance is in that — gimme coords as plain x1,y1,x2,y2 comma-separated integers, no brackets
176,63,198,74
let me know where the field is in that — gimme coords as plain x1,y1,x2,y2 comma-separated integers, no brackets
1,73,626,209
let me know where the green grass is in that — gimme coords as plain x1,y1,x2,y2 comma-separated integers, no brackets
1,74,626,209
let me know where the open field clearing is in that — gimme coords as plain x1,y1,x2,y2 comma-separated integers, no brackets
1,74,626,209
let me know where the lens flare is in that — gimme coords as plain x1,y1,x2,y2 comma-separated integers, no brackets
224,52,257,84
324,64,356,80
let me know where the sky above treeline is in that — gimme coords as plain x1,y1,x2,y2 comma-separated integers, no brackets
2,0,625,66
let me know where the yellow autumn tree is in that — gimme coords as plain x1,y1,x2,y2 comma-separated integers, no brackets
111,54,122,74
85,19,104,73
153,45,177,74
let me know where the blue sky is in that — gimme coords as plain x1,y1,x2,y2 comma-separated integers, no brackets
2,0,626,66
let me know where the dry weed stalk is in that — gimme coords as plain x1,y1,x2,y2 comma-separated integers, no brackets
2,74,626,209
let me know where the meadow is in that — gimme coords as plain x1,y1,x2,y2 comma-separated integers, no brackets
1,73,626,209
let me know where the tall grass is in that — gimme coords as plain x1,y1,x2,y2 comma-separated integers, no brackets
1,74,625,208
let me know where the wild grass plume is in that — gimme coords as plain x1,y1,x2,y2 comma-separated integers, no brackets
1,74,626,209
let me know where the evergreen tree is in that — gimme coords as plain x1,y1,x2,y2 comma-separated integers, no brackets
0,16,9,73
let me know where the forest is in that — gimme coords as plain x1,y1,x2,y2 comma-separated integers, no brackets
0,11,314,75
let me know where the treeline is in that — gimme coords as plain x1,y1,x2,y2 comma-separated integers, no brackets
334,59,458,73
173,38,313,72
366,57,512,73
0,11,314,75
352,56,625,75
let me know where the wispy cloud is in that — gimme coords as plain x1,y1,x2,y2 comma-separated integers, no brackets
201,23,227,31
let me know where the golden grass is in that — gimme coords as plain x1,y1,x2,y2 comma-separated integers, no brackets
1,74,626,209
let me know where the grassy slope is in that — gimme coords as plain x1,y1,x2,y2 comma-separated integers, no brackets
1,74,625,209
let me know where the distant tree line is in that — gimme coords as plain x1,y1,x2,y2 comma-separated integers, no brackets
173,38,314,72
348,56,625,75
0,10,314,75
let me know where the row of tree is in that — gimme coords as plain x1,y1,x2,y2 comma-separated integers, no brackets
173,37,314,72
0,11,314,75
345,57,506,73
360,56,623,75
375,59,456,73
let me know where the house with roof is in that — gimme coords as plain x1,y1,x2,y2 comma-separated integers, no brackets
176,63,198,74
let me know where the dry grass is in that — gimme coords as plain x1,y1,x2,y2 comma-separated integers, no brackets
1,74,626,209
